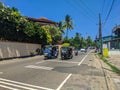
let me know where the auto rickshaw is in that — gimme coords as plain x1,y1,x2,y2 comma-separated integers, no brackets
43,45,58,60
60,46,73,60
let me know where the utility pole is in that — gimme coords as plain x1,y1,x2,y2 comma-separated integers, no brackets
99,13,103,55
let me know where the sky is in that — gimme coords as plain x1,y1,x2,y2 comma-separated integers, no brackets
0,0,120,40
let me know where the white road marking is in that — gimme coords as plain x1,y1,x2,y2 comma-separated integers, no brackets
78,51,90,66
47,60,79,64
56,74,72,90
0,81,37,90
0,78,54,90
36,61,46,64
0,72,3,74
0,84,19,90
56,51,91,90
25,65,53,70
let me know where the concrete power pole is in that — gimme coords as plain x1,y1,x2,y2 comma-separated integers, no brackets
99,13,103,55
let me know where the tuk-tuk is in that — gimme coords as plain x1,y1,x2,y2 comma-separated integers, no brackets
43,45,58,60
60,46,73,60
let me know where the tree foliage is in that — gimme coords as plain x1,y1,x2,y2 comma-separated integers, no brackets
63,32,96,49
0,2,62,45
63,14,73,39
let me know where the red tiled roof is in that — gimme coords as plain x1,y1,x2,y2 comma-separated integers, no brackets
27,17,57,25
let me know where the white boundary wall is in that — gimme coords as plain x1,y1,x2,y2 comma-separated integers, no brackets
0,41,41,59
109,50,120,56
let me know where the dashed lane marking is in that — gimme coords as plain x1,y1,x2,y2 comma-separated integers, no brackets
0,78,54,90
25,65,54,70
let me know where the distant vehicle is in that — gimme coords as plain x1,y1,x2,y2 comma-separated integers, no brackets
74,48,79,56
89,46,95,49
80,48,87,53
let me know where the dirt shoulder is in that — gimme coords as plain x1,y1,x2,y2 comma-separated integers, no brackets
95,54,120,90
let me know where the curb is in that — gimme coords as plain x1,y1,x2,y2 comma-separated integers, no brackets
95,54,117,90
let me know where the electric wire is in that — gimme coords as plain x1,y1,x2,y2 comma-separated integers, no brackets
64,0,96,25
79,0,97,18
101,0,105,15
103,0,115,27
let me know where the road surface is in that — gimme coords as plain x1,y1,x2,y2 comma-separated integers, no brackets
0,50,109,90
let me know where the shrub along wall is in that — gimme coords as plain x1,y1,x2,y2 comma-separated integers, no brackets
0,41,41,60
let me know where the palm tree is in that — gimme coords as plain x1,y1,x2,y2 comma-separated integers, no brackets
58,21,65,34
63,14,73,39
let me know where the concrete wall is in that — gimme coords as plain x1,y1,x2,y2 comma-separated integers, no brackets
109,50,120,56
0,41,41,59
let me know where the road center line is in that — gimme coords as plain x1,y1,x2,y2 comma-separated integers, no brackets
56,74,72,90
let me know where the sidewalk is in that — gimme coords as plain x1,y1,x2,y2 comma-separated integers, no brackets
95,54,120,90
106,55,120,90
92,54,116,90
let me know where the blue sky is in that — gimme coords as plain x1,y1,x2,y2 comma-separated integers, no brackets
1,0,120,40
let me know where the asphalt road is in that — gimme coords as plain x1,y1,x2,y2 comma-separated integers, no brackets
0,50,101,90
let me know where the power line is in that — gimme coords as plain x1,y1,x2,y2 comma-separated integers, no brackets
64,0,96,25
79,0,97,17
101,0,105,14
75,0,97,23
103,0,115,27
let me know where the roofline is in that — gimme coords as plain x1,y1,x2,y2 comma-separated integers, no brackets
112,25,120,32
26,17,57,25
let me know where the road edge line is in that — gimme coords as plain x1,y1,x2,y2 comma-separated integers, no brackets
78,51,90,66
56,74,72,90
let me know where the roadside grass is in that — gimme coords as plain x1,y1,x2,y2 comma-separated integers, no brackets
97,54,120,75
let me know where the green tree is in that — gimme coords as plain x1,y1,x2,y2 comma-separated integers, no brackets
58,21,65,34
73,32,81,48
0,5,22,41
86,36,92,48
41,26,52,44
63,14,73,39
45,25,62,44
